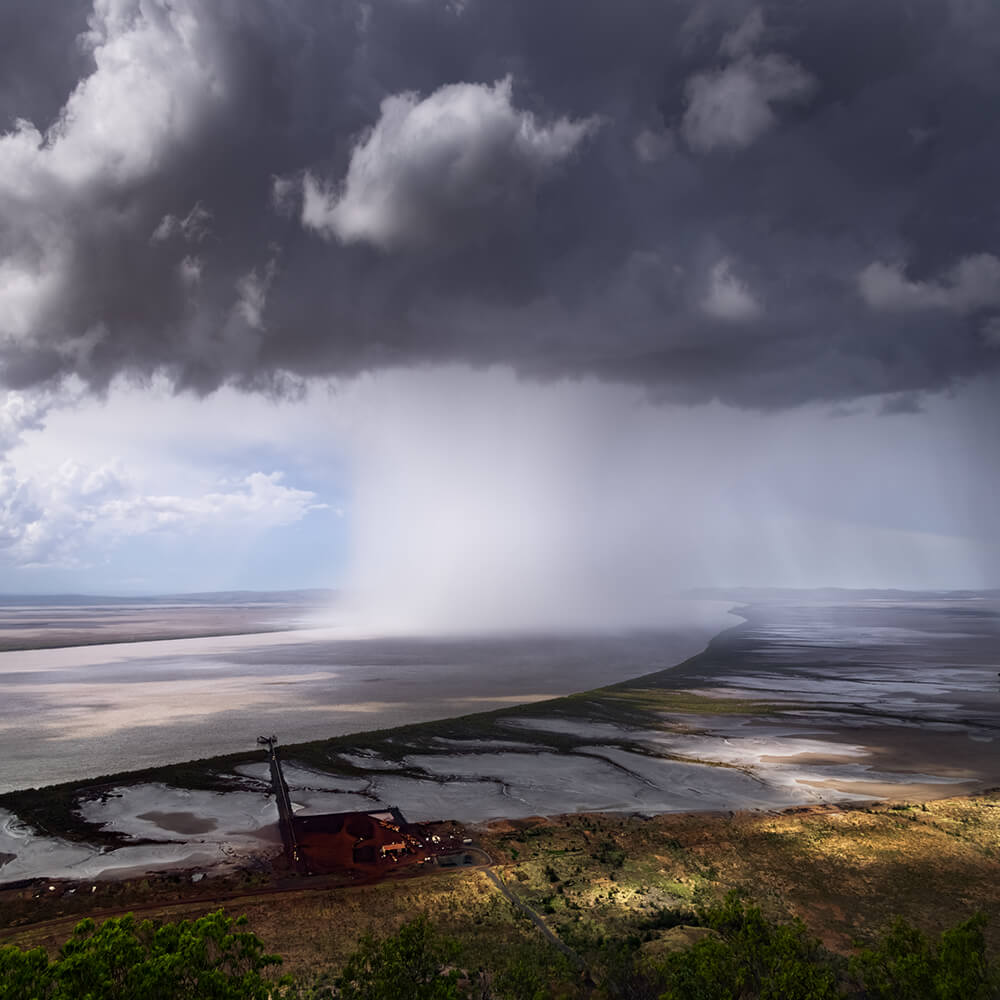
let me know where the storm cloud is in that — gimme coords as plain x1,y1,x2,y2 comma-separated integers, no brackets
1,0,999,408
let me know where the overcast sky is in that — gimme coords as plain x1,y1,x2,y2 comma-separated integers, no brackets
0,0,997,619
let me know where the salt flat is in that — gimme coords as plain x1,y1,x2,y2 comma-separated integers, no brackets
2,593,999,884
0,598,736,792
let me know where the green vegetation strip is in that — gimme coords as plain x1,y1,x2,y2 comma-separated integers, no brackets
4,894,1000,998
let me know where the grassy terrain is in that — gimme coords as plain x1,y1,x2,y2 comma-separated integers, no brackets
474,793,1000,958
4,792,999,996
597,688,804,716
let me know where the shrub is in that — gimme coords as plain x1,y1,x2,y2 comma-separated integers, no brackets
656,893,843,1000
0,909,289,1000
851,913,999,1000
334,915,462,1000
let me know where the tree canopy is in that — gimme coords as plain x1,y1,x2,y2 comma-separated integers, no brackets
0,909,289,1000
1,899,998,999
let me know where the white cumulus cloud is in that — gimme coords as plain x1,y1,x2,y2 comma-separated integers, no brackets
682,11,814,154
0,0,227,342
0,392,53,456
301,77,599,250
0,461,324,568
151,202,213,244
702,258,761,320
720,7,766,58
859,254,1000,313
683,54,814,153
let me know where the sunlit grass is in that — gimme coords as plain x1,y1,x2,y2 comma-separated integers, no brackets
4,792,999,993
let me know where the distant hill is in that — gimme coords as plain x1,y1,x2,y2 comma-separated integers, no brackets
0,589,338,607
681,586,1000,602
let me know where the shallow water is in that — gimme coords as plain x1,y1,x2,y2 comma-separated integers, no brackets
0,599,736,793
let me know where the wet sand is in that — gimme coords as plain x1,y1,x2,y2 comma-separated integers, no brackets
795,778,987,800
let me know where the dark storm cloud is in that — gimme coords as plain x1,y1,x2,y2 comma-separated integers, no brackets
1,0,998,407
0,1,92,131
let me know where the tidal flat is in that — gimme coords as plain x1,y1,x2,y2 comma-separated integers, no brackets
1,592,998,884
0,596,734,793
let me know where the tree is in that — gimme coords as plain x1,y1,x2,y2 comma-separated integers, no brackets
0,909,290,1000
334,915,463,1000
851,913,999,1000
656,893,844,1000
0,941,53,1000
